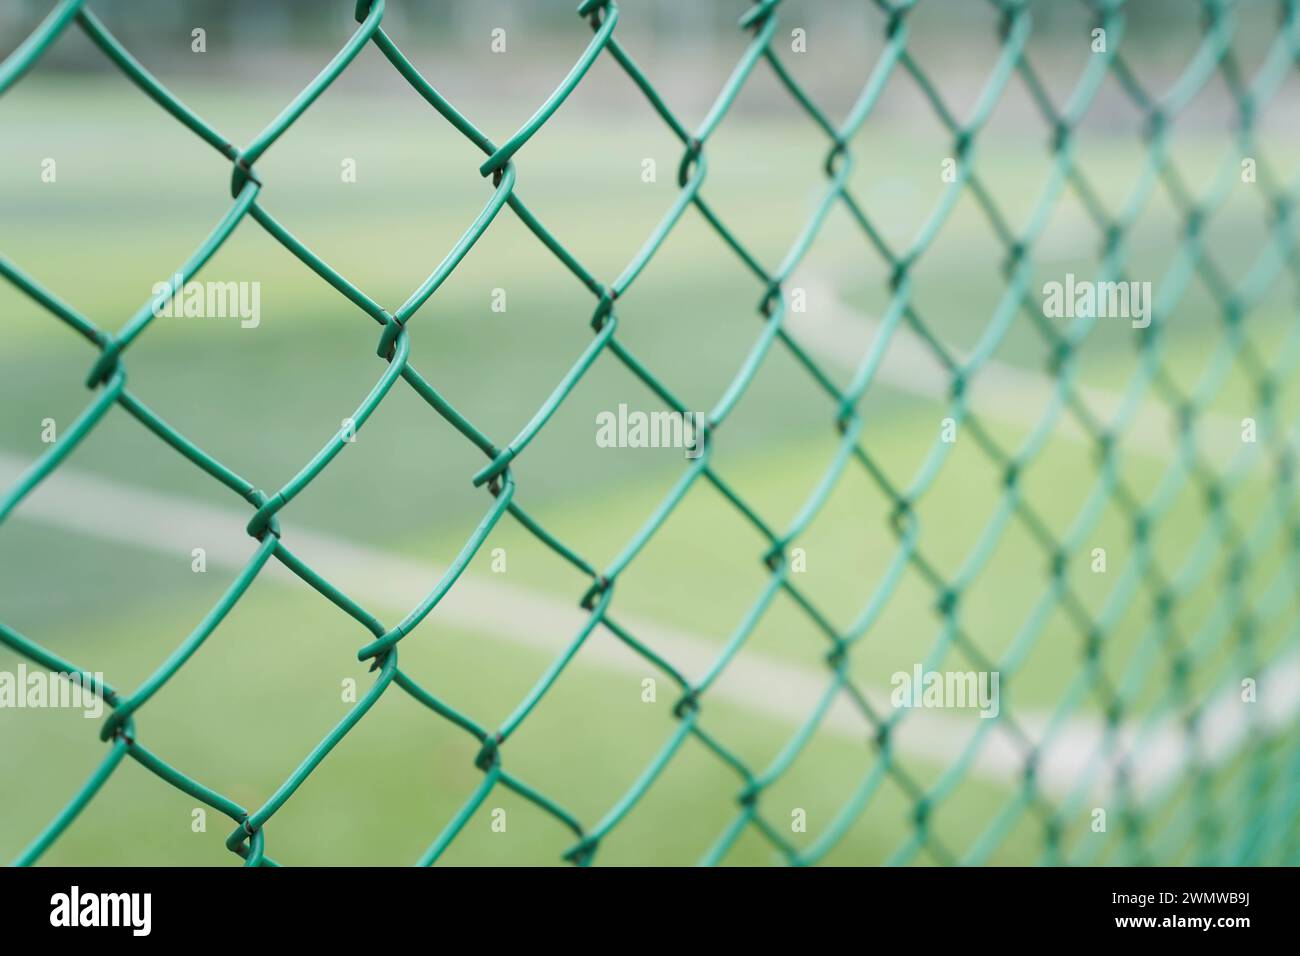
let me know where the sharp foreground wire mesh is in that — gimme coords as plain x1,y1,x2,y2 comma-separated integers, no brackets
3,0,1299,866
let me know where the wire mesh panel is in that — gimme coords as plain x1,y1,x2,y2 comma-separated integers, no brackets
1,0,1298,866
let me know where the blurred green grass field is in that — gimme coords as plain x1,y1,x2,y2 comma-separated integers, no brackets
2,34,1298,868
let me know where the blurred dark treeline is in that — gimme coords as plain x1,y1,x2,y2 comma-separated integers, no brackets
2,0,1260,71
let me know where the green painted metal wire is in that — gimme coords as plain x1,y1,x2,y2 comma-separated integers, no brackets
2,0,1299,866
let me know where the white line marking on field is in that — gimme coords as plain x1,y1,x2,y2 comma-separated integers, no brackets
787,275,1262,462
1,451,1296,803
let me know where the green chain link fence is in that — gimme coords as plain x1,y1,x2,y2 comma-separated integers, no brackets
2,0,1299,866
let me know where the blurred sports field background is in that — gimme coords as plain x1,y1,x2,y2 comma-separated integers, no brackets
2,0,1299,865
